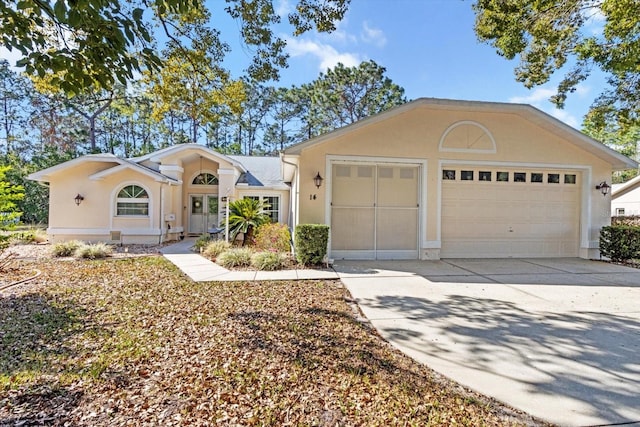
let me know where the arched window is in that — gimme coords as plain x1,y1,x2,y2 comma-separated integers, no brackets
192,172,219,185
116,184,149,216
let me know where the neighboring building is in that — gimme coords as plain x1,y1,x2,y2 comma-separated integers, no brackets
611,175,640,217
30,98,637,260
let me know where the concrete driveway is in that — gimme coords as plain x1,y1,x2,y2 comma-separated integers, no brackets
334,258,640,427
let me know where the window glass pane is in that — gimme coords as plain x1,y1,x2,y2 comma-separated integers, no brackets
531,173,543,183
514,172,526,182
443,170,456,180
497,172,509,182
548,173,560,183
118,185,148,198
461,170,474,181
564,174,576,184
479,171,491,181
191,196,203,214
192,173,218,185
117,202,149,216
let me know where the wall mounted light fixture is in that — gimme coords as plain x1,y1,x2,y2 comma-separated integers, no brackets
595,181,610,196
74,194,84,206
313,172,323,188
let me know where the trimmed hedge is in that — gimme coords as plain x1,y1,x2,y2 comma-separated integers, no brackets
600,225,640,262
294,224,329,265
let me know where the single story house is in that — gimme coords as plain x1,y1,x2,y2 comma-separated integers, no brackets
611,175,640,216
29,98,636,260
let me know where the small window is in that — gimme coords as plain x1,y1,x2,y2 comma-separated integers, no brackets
479,171,491,181
514,173,526,182
116,184,149,216
531,173,543,183
443,170,456,180
616,208,625,216
564,174,576,184
336,165,351,177
378,167,393,178
400,168,415,179
192,172,218,185
244,196,280,223
358,166,373,178
461,170,474,181
497,171,509,182
548,173,560,184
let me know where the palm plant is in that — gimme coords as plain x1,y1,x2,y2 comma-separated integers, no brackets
225,198,271,246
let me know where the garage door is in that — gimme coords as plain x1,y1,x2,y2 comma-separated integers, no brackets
441,168,580,258
331,162,420,259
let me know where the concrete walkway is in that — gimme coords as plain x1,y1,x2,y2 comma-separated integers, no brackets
160,239,339,281
335,259,640,427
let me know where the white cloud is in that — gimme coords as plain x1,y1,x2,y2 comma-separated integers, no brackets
361,21,386,48
286,37,362,71
509,86,581,127
508,87,557,104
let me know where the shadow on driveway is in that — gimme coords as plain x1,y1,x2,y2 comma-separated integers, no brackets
337,259,640,426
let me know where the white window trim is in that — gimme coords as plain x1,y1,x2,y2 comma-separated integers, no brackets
111,182,153,220
240,193,282,223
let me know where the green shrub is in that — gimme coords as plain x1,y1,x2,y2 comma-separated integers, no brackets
75,242,113,259
600,225,640,262
51,240,83,257
192,234,211,252
250,251,289,271
216,248,253,268
203,240,232,259
253,223,291,253
294,224,329,265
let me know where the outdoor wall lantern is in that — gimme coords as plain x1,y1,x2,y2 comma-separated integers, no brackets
595,181,610,196
313,172,324,188
74,194,85,206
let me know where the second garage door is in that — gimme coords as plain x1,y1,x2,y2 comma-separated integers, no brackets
441,167,580,258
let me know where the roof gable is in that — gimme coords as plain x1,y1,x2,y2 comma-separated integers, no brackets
284,97,637,171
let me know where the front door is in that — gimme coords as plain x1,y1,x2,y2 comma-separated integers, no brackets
189,194,219,235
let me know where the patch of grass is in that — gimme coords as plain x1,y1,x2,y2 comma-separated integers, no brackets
202,239,231,260
216,247,253,268
51,240,83,257
250,251,289,271
0,257,541,426
192,234,211,252
75,242,113,259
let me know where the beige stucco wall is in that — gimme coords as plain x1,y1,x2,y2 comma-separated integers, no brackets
293,105,613,259
46,149,291,244
47,161,171,244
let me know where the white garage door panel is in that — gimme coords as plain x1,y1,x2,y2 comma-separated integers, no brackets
441,170,580,258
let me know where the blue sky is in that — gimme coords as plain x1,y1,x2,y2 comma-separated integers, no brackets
1,0,606,129
239,0,606,130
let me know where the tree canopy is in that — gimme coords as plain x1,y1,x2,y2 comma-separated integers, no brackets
473,0,640,129
1,0,351,95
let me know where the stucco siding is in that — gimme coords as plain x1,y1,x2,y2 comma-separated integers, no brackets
292,104,615,259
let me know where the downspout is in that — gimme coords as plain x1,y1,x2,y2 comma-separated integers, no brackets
280,153,299,229
159,182,164,244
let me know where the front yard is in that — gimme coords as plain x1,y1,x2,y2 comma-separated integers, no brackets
0,256,543,426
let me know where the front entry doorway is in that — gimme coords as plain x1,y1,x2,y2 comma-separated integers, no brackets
189,194,218,235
